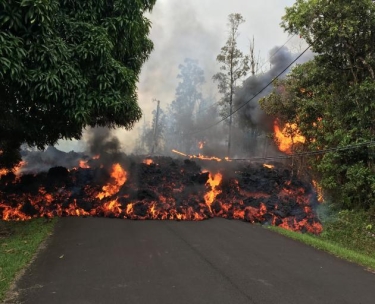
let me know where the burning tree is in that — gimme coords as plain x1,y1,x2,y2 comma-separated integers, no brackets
261,0,375,210
0,0,156,169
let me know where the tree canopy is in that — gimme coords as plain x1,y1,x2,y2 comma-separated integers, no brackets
0,0,156,168
261,0,375,210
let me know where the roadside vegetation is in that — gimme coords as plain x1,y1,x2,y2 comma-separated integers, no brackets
260,0,375,269
0,219,56,302
269,208,375,270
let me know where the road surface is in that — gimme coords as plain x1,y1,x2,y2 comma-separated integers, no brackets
8,217,375,304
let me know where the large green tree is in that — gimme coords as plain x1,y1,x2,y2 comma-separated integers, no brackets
261,0,375,210
0,0,156,169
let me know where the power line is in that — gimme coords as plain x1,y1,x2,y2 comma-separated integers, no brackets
172,140,375,162
229,140,375,161
189,44,311,136
195,34,297,116
255,34,296,73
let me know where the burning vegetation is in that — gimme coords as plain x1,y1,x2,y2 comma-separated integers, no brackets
0,154,322,234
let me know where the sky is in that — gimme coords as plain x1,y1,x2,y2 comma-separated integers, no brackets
57,0,304,153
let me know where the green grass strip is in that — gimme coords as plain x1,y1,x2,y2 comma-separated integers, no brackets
0,219,56,302
267,226,375,271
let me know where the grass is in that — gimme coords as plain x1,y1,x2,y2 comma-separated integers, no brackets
0,218,56,302
268,208,375,270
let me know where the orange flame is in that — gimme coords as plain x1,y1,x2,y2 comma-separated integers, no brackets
312,180,324,203
274,121,305,154
198,141,205,149
96,163,127,200
204,172,222,210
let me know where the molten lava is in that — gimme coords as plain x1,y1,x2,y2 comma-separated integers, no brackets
0,157,322,234
274,120,305,154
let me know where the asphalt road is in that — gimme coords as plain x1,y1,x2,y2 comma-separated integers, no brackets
9,217,375,304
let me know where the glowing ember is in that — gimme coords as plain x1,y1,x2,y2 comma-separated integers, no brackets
263,164,274,169
79,160,90,169
172,149,187,157
14,161,27,176
92,154,100,160
198,141,205,149
0,169,8,177
96,163,127,200
143,158,153,165
274,120,305,154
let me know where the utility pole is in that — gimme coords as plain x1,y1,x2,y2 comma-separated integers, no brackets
151,99,160,155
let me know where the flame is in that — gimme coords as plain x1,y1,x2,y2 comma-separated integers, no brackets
92,154,100,160
263,164,274,169
273,120,305,154
96,163,127,200
198,141,205,149
143,158,153,165
312,180,324,203
204,172,223,210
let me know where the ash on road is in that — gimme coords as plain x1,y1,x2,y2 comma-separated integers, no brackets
9,218,375,304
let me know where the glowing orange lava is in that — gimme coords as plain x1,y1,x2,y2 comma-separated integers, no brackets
14,161,26,176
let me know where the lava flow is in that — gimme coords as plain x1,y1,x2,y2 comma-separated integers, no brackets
0,156,322,234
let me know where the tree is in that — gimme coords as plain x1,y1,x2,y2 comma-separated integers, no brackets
167,58,205,153
0,0,156,169
213,13,249,156
282,0,375,82
261,0,375,211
